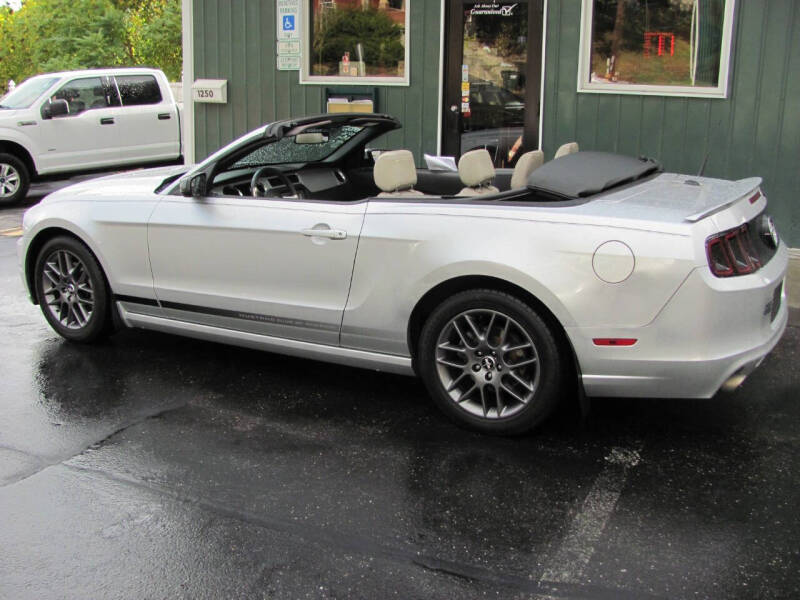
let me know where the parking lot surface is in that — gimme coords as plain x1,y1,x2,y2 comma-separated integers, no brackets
1,200,799,599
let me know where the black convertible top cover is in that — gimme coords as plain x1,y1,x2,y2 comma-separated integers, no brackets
526,151,661,199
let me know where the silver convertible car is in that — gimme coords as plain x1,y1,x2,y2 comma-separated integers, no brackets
18,114,788,434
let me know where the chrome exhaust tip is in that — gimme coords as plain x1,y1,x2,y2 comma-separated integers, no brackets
720,371,747,393
720,356,765,393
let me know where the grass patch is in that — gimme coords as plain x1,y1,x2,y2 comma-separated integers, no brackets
591,38,693,86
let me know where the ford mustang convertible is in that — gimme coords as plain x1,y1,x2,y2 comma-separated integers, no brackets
18,113,788,434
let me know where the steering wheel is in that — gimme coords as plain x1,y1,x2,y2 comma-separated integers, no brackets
250,166,301,198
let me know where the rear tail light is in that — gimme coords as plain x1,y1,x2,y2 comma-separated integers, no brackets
706,223,762,277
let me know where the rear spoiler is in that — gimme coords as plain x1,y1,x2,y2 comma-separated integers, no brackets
684,177,762,222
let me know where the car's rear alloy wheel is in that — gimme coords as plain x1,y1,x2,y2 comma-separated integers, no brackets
419,290,565,434
34,236,112,343
435,308,540,419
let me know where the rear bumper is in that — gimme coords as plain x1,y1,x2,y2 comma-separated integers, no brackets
570,243,789,398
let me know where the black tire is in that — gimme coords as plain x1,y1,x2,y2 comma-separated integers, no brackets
34,235,113,343
418,289,566,435
0,152,30,206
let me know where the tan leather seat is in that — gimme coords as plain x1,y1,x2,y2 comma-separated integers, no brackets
554,142,579,159
456,149,499,196
510,150,544,189
374,150,424,197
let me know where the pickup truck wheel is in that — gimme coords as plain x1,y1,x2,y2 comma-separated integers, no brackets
34,236,112,343
418,289,565,435
0,153,30,206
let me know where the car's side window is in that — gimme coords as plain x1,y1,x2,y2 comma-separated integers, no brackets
50,77,109,116
114,75,163,106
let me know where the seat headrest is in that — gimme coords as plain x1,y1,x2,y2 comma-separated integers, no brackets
554,142,579,159
458,149,495,188
374,150,418,193
510,150,544,189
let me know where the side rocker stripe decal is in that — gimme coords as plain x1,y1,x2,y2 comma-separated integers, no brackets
115,295,338,332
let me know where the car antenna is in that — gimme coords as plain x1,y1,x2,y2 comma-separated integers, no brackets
697,150,710,176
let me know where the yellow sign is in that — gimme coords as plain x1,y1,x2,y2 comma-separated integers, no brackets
326,98,374,113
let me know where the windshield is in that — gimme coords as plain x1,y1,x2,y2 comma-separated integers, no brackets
230,124,363,169
0,76,59,109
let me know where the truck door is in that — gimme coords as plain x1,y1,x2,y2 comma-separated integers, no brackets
35,76,121,173
112,74,180,163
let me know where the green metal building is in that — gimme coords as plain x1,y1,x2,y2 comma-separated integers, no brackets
183,0,799,248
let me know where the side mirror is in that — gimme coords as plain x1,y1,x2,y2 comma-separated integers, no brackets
42,99,69,120
180,173,207,198
192,174,207,197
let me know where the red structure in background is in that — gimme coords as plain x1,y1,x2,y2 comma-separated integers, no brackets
643,32,675,57
313,0,406,25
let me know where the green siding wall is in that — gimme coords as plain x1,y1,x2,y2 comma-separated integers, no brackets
192,1,799,245
542,0,800,247
192,0,441,166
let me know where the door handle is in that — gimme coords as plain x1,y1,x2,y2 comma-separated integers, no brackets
100,117,115,125
158,113,171,120
301,228,347,240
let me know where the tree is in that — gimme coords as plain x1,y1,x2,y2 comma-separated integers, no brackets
609,0,627,78
0,0,127,83
0,0,182,85
0,4,34,85
128,0,182,80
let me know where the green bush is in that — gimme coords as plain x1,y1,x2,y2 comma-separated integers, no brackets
0,0,182,85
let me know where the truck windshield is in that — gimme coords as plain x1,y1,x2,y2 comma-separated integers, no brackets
0,76,59,109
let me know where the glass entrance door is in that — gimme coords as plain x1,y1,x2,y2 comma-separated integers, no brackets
442,0,543,167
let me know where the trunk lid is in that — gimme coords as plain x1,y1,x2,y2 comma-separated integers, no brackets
573,173,762,225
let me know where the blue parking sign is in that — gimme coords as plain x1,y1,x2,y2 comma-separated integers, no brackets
277,0,299,40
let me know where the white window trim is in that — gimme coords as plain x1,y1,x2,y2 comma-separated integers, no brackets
577,0,736,98
181,0,195,164
299,0,411,86
436,0,444,153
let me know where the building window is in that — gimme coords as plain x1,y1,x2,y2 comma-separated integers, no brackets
301,0,410,86
577,0,735,97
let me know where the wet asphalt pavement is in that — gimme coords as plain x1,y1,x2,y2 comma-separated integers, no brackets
1,199,799,599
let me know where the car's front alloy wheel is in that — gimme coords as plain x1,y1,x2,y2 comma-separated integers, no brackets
0,153,30,206
419,289,565,434
34,236,112,343
42,248,96,328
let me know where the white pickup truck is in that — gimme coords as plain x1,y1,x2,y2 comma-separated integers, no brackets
0,67,182,205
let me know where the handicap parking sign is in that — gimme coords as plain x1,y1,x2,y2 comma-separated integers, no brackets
277,0,300,39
